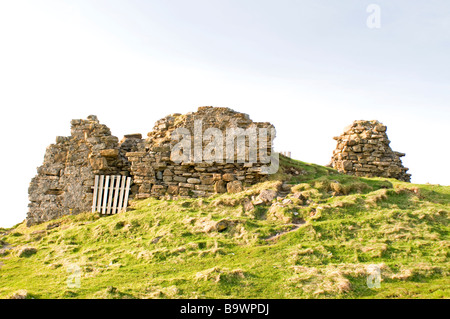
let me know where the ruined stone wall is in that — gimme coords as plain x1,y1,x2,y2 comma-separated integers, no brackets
28,110,413,227
27,116,142,226
27,108,275,226
126,107,276,199
329,120,411,182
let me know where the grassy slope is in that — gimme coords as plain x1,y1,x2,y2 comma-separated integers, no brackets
0,157,449,299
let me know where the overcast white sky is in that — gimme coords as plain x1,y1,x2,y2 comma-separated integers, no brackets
0,0,449,227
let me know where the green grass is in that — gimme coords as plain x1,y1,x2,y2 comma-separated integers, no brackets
0,156,448,299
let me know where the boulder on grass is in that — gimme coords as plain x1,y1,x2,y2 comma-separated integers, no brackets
227,181,243,194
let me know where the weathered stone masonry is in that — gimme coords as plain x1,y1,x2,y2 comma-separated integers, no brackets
28,109,411,227
27,116,142,226
329,120,410,182
125,106,275,199
27,107,275,226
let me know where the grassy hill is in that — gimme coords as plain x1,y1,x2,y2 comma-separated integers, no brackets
0,156,449,299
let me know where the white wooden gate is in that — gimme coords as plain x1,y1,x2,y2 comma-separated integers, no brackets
92,175,131,214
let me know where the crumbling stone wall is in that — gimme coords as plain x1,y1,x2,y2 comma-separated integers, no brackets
329,120,411,182
28,110,413,227
126,106,276,199
27,116,142,226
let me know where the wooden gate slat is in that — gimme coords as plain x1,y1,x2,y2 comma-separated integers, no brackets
112,175,121,214
102,176,110,215
97,175,104,212
92,175,99,213
106,176,115,215
117,175,127,213
121,177,132,213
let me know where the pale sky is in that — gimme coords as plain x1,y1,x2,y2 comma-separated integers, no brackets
0,0,449,227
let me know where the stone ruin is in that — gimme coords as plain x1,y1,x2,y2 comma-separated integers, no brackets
329,120,411,182
27,109,412,227
27,107,275,226
126,106,275,199
27,115,142,226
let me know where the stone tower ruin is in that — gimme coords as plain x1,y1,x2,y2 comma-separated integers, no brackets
329,120,411,182
27,116,142,226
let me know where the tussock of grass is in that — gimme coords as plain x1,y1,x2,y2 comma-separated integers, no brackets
194,267,245,283
289,265,352,296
